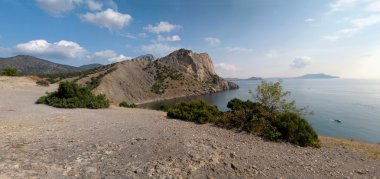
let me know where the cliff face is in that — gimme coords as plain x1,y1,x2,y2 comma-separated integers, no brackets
74,49,238,104
158,49,238,90
158,49,216,81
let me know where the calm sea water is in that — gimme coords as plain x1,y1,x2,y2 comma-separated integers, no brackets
143,79,380,143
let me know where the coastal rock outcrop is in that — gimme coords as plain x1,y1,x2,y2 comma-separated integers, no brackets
74,49,238,104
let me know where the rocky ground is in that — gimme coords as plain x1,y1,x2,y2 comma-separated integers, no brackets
0,77,379,178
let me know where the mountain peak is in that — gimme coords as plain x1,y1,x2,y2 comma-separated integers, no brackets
131,54,155,62
158,49,217,81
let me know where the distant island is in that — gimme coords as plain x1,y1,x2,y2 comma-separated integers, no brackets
295,73,339,79
225,76,263,81
226,73,339,81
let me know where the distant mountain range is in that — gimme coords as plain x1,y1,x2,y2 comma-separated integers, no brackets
226,73,339,81
225,77,263,81
0,55,102,74
294,73,339,79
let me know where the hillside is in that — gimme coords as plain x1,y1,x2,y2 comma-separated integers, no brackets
73,49,239,104
0,55,101,74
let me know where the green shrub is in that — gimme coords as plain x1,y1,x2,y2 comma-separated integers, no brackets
1,67,20,76
262,125,281,141
217,98,272,132
276,112,320,147
151,83,165,94
216,81,320,148
167,100,221,124
86,76,101,90
119,101,137,108
158,103,172,112
36,79,50,86
36,81,109,109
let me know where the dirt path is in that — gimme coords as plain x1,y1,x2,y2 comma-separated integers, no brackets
0,77,379,178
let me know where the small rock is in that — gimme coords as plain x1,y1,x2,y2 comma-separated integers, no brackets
134,168,143,174
229,152,236,158
356,170,365,175
230,163,238,170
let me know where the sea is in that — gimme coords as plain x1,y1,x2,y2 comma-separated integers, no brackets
142,79,380,144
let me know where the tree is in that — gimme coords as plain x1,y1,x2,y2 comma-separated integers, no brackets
249,80,309,115
1,67,19,76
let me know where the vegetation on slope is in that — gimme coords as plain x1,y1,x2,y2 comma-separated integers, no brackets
1,67,20,76
39,63,115,84
143,61,184,94
167,100,221,124
36,81,109,109
119,101,137,108
36,79,50,86
166,80,320,148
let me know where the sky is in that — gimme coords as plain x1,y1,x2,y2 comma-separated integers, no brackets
0,0,380,79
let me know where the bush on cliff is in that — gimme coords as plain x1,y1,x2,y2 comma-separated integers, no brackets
36,79,50,86
1,67,20,76
167,100,221,124
36,81,109,109
119,101,137,108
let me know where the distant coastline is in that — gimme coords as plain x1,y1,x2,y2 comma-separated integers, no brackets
226,73,339,81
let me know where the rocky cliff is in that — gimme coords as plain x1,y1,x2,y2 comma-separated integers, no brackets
73,49,238,104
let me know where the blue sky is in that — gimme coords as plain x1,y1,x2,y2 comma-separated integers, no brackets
0,0,379,78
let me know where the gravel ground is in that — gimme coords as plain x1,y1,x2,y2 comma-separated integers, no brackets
0,77,379,178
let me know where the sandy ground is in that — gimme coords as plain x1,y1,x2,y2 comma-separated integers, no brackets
0,77,379,178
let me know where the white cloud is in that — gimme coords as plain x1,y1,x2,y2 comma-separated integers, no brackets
367,1,380,12
104,0,118,10
329,0,357,12
93,50,117,59
226,47,254,53
14,39,86,60
204,37,221,46
350,14,380,27
121,33,136,39
215,63,239,72
108,54,130,62
144,21,182,33
138,33,148,38
337,28,359,35
141,43,180,56
80,8,132,30
86,0,102,10
322,35,340,41
36,0,116,16
323,13,380,41
157,35,181,42
305,18,315,22
291,56,312,68
36,0,77,16
92,49,130,62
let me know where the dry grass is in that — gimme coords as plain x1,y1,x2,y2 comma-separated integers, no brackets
27,75,41,81
321,136,380,160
